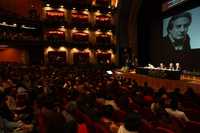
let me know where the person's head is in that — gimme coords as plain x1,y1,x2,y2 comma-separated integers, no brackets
167,12,192,41
124,111,141,131
170,100,178,111
102,105,114,118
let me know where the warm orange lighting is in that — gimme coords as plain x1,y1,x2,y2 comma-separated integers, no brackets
107,49,113,54
47,11,64,16
106,49,115,59
72,28,78,33
72,13,88,19
115,0,119,7
58,27,66,31
92,0,96,5
84,48,91,53
71,48,79,53
46,46,54,53
83,29,89,34
44,7,52,11
83,11,89,14
95,30,102,35
96,50,111,54
48,31,64,35
58,7,66,12
95,10,101,16
111,0,118,7
100,34,109,37
97,49,101,53
96,16,110,21
73,32,88,36
46,4,50,7
58,46,67,51
106,31,112,36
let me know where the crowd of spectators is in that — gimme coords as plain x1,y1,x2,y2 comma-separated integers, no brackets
0,63,200,133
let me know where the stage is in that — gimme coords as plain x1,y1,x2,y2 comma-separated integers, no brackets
114,70,200,94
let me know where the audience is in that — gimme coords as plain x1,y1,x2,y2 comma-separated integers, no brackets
0,63,199,133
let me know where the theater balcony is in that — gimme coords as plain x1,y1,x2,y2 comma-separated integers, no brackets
0,9,42,46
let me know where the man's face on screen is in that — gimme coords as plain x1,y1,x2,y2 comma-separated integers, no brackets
170,17,190,40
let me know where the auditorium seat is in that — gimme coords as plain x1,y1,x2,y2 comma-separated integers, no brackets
183,108,200,121
184,121,200,133
140,108,154,121
74,109,110,133
93,122,110,133
112,110,126,122
155,127,175,133
139,119,155,133
77,123,89,133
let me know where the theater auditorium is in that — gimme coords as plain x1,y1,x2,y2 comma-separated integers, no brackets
0,0,200,133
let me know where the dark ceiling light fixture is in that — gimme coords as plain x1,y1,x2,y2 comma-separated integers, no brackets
21,25,37,29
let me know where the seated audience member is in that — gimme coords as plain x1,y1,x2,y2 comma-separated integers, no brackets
0,115,21,133
0,93,27,133
104,96,120,111
62,100,78,133
165,100,189,122
150,96,185,133
155,87,167,99
39,97,66,133
151,97,169,120
184,87,200,105
0,95,15,121
184,87,196,97
117,111,141,133
116,94,131,112
99,105,119,132
170,88,183,102
151,97,162,114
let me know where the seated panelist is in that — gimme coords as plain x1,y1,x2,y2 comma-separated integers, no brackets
169,63,174,70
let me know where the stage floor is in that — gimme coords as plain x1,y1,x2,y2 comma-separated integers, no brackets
114,70,200,94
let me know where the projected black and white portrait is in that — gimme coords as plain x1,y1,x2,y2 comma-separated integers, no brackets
159,6,200,67
163,6,200,50
163,12,192,51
